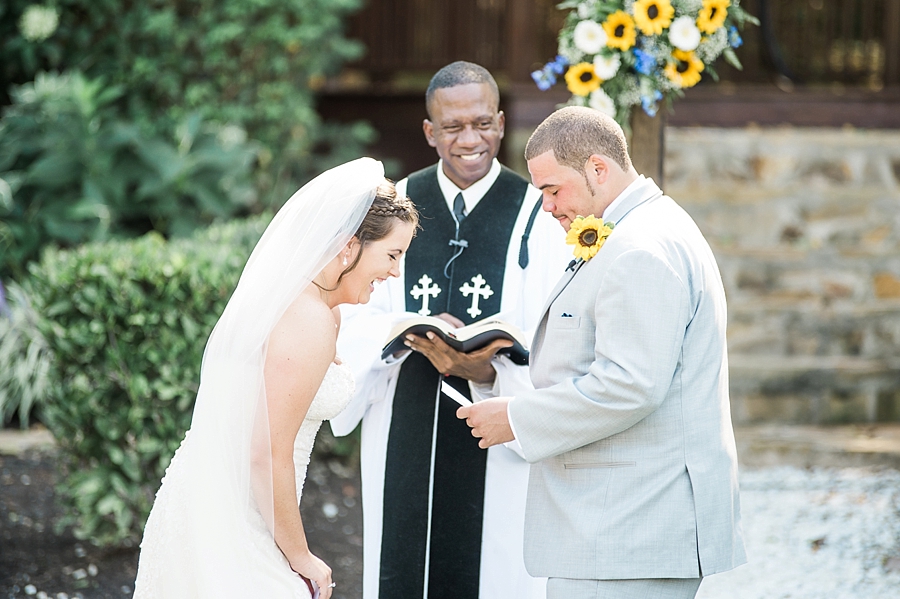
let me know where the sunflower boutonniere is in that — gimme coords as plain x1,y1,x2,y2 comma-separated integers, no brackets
566,215,614,262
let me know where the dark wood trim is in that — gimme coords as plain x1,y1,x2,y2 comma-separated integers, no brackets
630,111,666,188
887,0,900,86
506,0,538,83
497,82,900,129
668,85,900,128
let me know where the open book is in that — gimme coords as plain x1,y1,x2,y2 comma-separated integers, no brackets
381,316,530,365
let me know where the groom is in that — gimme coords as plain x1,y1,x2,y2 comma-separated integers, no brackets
459,106,746,598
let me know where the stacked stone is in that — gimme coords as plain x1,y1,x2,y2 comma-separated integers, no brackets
667,126,900,424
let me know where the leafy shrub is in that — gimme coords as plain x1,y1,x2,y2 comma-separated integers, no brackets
0,71,259,280
0,280,52,428
0,0,372,204
27,215,271,545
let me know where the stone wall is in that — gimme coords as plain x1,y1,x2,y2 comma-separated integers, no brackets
667,127,900,424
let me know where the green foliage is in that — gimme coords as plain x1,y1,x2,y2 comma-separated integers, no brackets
27,215,271,545
0,281,53,428
0,0,372,205
0,71,259,280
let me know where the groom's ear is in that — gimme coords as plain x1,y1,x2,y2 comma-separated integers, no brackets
586,154,610,185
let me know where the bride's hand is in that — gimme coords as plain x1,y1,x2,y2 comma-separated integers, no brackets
290,551,334,599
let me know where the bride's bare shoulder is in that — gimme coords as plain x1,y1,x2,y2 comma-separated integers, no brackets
268,290,337,360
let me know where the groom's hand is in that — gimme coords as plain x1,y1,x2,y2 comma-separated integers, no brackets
457,397,514,448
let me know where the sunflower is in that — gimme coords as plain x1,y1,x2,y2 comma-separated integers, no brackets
602,11,637,51
565,215,614,262
565,62,602,96
665,49,704,88
633,0,675,36
697,0,730,34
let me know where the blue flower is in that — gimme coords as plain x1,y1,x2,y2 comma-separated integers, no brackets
641,90,663,117
728,26,743,48
549,55,569,75
531,67,556,91
633,48,656,76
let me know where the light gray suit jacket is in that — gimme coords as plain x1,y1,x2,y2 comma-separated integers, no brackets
509,176,746,580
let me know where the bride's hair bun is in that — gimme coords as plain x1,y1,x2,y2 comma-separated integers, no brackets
356,179,419,242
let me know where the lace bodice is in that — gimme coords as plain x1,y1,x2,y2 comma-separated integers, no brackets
293,361,355,500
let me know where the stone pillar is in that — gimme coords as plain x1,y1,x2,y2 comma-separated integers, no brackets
628,109,666,188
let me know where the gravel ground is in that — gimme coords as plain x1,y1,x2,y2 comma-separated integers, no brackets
697,466,900,599
0,450,362,599
3,448,900,598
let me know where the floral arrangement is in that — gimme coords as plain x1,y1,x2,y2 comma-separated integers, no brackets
532,0,757,126
566,215,614,261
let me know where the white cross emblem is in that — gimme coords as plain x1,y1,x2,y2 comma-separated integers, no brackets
460,274,493,319
410,274,442,316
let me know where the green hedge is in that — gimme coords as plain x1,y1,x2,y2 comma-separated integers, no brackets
1,0,372,205
0,71,260,281
0,281,52,428
28,215,271,545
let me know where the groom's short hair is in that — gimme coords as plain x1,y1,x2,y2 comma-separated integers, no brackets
525,106,632,173
425,61,500,118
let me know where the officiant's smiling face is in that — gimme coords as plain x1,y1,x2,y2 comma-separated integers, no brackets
423,83,505,190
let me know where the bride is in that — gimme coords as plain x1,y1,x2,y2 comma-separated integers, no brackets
133,158,418,598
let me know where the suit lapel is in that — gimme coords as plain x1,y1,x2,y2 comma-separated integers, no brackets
538,260,584,320
529,177,664,361
529,260,586,360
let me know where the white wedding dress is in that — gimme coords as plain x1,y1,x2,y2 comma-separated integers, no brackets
134,361,355,598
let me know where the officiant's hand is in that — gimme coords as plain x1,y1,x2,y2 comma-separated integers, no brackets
404,330,512,385
392,312,467,359
457,397,514,448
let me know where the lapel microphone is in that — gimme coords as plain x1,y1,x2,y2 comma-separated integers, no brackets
565,259,578,272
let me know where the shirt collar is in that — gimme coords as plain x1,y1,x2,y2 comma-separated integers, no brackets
436,158,502,214
602,175,648,221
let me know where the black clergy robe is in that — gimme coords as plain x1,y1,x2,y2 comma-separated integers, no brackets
333,159,568,599
379,164,527,599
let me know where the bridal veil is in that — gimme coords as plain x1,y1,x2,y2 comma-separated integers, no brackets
137,157,384,596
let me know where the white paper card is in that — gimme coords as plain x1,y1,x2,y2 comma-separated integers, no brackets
441,380,472,406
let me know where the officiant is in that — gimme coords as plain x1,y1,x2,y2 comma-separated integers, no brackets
331,61,570,599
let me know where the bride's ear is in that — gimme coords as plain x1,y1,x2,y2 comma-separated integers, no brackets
344,237,362,262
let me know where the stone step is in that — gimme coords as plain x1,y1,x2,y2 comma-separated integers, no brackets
728,355,900,425
665,127,900,191
734,423,900,470
726,300,900,356
729,297,900,314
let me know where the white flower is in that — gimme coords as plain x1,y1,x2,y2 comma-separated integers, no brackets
217,124,248,149
696,26,729,62
588,88,617,117
672,0,703,13
558,42,582,65
592,53,621,80
18,5,59,42
577,0,598,20
669,16,701,51
573,20,608,55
